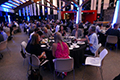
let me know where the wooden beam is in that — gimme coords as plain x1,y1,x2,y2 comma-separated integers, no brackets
72,0,79,7
45,0,58,10
37,3,58,10
61,1,71,9
14,1,33,12
79,0,89,7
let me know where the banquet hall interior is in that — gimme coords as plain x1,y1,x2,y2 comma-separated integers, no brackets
0,0,120,80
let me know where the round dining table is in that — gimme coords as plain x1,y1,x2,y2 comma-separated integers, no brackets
40,37,87,71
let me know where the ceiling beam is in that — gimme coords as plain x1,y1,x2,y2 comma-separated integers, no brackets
79,0,89,7
37,3,58,10
72,0,79,7
61,1,72,9
45,0,58,10
14,1,33,12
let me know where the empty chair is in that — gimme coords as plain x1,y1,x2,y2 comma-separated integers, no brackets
0,40,10,55
20,41,27,65
105,35,118,51
82,49,108,80
53,58,75,80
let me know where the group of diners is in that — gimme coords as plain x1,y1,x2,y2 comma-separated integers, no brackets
24,19,107,78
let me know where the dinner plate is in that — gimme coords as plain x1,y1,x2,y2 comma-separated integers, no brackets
75,45,79,48
77,41,85,44
69,47,73,50
41,45,46,47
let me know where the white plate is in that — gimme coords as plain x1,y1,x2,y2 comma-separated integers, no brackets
75,45,79,48
69,47,73,50
77,41,85,44
41,45,46,47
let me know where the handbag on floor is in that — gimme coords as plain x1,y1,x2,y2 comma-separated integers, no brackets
28,69,43,80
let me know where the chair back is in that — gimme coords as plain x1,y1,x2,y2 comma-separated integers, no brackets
106,35,118,44
0,40,7,51
53,58,74,72
99,49,108,60
21,41,27,53
28,54,40,67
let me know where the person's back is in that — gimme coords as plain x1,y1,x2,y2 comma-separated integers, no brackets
106,28,120,38
55,42,69,58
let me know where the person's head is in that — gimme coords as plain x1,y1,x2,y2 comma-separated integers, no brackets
34,28,39,33
88,26,96,34
113,23,119,29
43,27,48,33
8,23,12,27
54,32,63,43
46,24,50,29
60,25,64,31
30,33,40,45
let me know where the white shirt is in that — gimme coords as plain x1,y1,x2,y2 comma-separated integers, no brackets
89,33,99,54
55,25,60,32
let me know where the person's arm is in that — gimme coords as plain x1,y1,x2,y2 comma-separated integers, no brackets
38,51,45,59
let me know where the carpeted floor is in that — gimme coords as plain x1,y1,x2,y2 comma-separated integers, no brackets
0,26,120,80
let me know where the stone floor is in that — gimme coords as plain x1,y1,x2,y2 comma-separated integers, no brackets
0,27,120,80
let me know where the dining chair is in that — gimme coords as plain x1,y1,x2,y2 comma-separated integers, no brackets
53,58,75,80
0,40,10,55
82,49,108,80
21,41,27,65
27,54,49,76
105,35,118,51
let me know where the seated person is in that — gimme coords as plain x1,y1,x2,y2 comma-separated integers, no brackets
26,33,46,60
52,32,70,77
0,27,8,40
71,24,83,38
78,26,99,56
105,23,120,38
42,27,53,38
85,26,99,56
59,25,66,36
29,28,40,39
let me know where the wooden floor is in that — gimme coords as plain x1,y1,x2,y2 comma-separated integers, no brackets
0,26,120,80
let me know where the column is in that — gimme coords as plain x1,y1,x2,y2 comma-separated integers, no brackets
42,0,45,15
103,0,110,9
62,1,65,11
58,0,61,20
33,3,36,16
71,2,74,10
26,6,28,16
112,0,120,25
91,0,94,10
97,0,102,13
76,0,82,24
47,0,50,15
37,1,40,16
53,0,57,15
